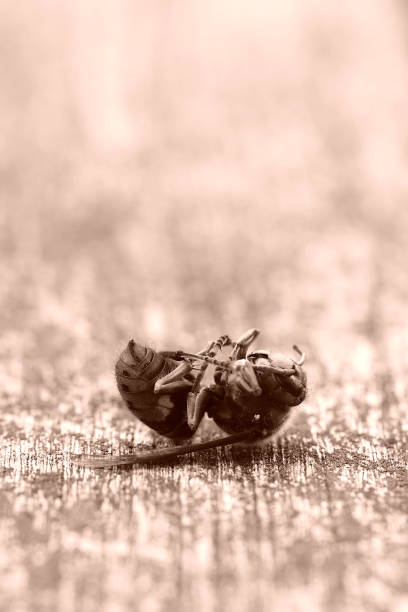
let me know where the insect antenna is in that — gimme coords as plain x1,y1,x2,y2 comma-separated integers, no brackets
292,345,306,366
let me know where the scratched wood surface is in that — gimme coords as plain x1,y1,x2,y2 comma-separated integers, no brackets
1,2,408,611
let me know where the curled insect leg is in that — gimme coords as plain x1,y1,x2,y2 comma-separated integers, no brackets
229,359,262,396
187,387,213,431
230,328,260,360
193,335,232,362
237,328,260,345
154,361,194,395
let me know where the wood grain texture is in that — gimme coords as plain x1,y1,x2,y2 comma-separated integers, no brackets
1,2,408,611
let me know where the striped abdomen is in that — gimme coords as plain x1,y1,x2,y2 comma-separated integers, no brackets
115,340,193,441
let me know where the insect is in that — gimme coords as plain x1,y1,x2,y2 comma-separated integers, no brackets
72,329,307,468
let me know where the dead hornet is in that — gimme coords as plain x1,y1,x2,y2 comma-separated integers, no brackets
72,329,307,468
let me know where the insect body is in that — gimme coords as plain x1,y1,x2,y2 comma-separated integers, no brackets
115,340,194,442
72,329,307,468
206,350,306,440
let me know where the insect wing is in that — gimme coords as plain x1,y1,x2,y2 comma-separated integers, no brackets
71,430,255,468
71,448,182,468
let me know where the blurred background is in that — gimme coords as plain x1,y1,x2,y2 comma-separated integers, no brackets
1,1,408,611
1,0,408,369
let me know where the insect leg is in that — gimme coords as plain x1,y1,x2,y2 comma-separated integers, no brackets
183,336,231,360
178,336,228,430
158,342,213,362
229,360,262,396
229,328,260,360
156,334,233,408
211,334,233,352
154,360,194,395
187,386,214,431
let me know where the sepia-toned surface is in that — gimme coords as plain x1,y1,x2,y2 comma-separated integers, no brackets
1,1,408,611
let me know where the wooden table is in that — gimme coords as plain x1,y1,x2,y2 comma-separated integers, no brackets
1,2,408,610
